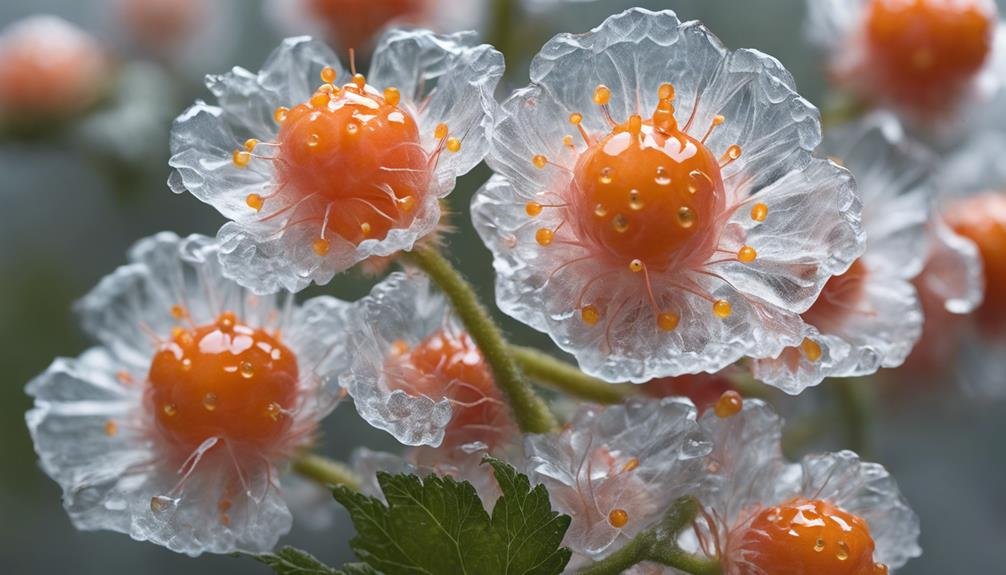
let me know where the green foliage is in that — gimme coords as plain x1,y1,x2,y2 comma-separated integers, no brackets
255,546,378,575
331,456,571,575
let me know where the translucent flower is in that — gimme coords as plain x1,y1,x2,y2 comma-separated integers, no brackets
806,0,1003,120
169,33,502,293
0,15,110,121
472,8,864,384
693,399,921,574
752,114,928,392
927,130,1006,396
265,0,486,54
523,398,710,562
340,271,518,448
25,233,350,555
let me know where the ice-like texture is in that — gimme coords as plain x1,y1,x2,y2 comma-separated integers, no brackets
341,272,516,448
473,8,863,385
25,233,350,555
524,398,710,560
695,400,921,573
169,33,501,293
753,114,928,390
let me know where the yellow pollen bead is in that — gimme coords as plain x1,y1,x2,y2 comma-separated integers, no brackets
801,338,823,362
273,106,289,123
434,122,449,140
246,193,264,212
163,404,177,417
532,154,548,169
244,138,258,152
593,84,612,105
383,86,401,106
170,304,187,319
313,237,331,256
563,134,575,147
203,392,218,411
657,312,679,332
738,245,757,263
713,114,725,126
581,305,601,326
535,228,554,246
658,82,676,101
525,201,543,217
608,508,629,528
104,420,118,437
751,202,769,222
352,73,366,89
232,150,251,168
569,112,583,125
399,195,416,212
446,137,461,153
360,222,372,236
713,299,732,318
622,457,640,472
310,91,330,108
629,259,644,273
723,144,742,161
628,114,643,133
320,65,337,84
713,390,743,418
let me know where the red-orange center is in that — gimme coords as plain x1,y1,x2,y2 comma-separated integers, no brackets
944,192,1006,333
274,83,430,246
865,0,995,110
308,0,425,50
803,259,869,333
393,329,508,446
572,118,726,267
148,313,299,450
736,498,888,575
119,0,206,52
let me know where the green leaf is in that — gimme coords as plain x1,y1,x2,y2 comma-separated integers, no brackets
485,456,572,575
333,459,571,575
255,546,379,575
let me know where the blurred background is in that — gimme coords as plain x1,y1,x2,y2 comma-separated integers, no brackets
1,0,1003,572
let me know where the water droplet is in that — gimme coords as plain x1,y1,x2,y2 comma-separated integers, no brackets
239,361,255,379
320,65,337,83
594,203,608,217
814,538,826,552
628,189,644,210
612,214,629,233
203,393,218,411
150,495,177,513
273,106,289,123
655,166,671,186
181,358,192,371
265,402,283,422
346,123,358,135
836,541,850,561
162,404,177,417
307,133,320,147
676,206,695,228
629,259,643,273
599,167,613,185
714,390,743,418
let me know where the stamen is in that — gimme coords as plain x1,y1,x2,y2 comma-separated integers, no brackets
801,338,822,362
701,114,725,144
608,508,629,528
383,86,401,106
320,65,337,84
713,390,743,418
535,228,554,246
313,237,331,256
737,245,757,263
273,106,289,124
751,202,769,222
581,305,601,326
232,149,251,167
713,299,732,318
525,201,543,217
719,144,742,166
532,154,548,169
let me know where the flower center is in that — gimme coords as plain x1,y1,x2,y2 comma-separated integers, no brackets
307,0,425,50
572,117,726,267
391,329,508,446
864,0,995,110
147,312,299,450
802,259,869,333
735,498,888,575
944,192,1006,333
233,66,458,256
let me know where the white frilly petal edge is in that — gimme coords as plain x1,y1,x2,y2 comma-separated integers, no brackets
25,349,293,556
524,398,710,559
27,232,351,555
339,271,455,447
169,34,500,294
800,451,922,569
475,9,863,383
922,216,985,315
803,0,861,51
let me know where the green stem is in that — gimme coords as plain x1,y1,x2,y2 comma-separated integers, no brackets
488,0,517,73
293,454,361,491
404,246,556,434
510,345,637,405
833,378,872,457
579,496,720,575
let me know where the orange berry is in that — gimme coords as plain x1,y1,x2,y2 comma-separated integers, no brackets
803,259,868,333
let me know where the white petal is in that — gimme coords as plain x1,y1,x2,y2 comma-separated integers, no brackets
800,451,922,569
370,29,503,188
920,217,984,315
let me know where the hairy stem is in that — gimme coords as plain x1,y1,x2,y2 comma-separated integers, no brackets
579,496,721,575
404,245,556,434
293,453,361,491
510,345,637,405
